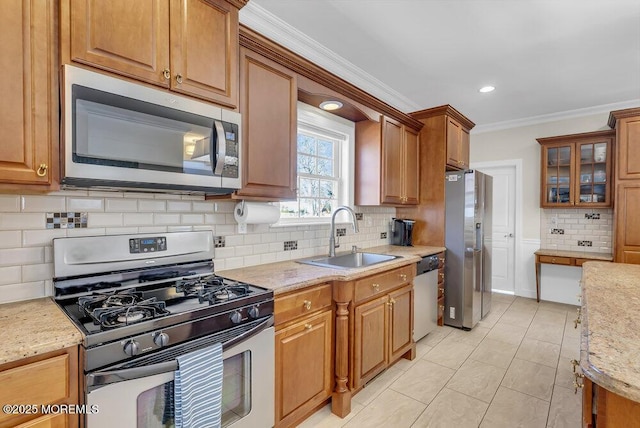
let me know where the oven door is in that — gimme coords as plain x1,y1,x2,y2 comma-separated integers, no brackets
85,318,274,428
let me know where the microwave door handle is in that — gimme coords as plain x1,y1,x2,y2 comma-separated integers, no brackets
212,120,226,176
86,316,274,392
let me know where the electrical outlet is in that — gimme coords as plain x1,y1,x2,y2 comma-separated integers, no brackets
550,215,558,225
237,223,247,234
365,217,373,227
450,307,455,319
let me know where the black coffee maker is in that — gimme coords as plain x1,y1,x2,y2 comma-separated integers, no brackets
391,218,415,246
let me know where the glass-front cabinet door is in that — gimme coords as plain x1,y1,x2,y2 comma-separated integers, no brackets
538,130,615,209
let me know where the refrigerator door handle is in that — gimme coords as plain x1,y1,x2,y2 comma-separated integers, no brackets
473,249,482,292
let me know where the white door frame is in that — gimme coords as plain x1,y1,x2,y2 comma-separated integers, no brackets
471,159,524,296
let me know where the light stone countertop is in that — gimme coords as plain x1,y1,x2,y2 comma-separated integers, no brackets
535,249,613,261
218,244,446,294
0,298,83,366
580,262,640,402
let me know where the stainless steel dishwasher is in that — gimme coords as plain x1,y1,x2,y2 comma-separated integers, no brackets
413,254,440,341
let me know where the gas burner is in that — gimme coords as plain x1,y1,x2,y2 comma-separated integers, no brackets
198,284,250,305
176,275,224,296
93,301,170,329
78,289,143,316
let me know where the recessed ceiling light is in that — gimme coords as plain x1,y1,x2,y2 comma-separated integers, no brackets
479,86,495,93
319,100,343,111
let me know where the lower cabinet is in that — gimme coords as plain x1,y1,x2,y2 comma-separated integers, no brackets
0,347,79,428
274,284,333,427
353,283,413,389
583,377,640,428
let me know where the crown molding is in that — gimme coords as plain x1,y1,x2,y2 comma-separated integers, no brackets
411,104,475,130
239,2,422,113
225,0,248,9
473,99,640,134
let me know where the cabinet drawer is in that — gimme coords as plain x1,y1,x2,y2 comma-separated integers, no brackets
0,355,69,426
538,255,572,265
354,265,413,304
275,283,332,326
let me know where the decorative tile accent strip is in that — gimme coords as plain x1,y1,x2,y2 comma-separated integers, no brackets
551,228,565,235
585,213,601,220
578,240,593,247
214,236,225,248
336,228,346,237
355,213,364,220
46,212,87,229
380,232,387,239
283,240,298,251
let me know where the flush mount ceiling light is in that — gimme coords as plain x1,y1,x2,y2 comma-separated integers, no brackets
319,100,343,111
479,86,496,93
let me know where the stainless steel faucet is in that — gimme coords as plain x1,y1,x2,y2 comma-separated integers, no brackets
329,206,359,257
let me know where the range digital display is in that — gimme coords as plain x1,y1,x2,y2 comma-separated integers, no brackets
129,236,167,254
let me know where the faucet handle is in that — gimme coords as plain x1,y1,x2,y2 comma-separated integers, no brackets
352,245,359,253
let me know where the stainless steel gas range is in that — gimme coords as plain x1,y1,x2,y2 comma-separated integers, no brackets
52,231,274,428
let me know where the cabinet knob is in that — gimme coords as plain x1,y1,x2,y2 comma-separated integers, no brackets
573,372,585,394
551,258,556,263
304,323,312,330
372,283,380,291
439,305,445,311
303,300,311,310
439,272,445,278
163,68,171,80
399,273,407,281
176,73,183,84
36,163,48,177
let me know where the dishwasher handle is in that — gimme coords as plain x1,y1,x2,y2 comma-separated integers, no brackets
416,255,440,275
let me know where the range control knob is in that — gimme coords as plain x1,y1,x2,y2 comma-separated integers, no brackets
123,340,140,356
230,311,243,324
248,306,260,319
154,332,169,347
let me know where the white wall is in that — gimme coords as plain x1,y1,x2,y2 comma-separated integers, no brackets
470,112,611,240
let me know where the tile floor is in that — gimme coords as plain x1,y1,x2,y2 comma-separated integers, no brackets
299,293,583,428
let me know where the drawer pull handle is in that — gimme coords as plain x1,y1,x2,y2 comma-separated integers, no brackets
176,73,183,84
372,283,380,291
400,274,407,281
570,359,580,373
162,68,171,80
303,300,312,310
573,373,584,394
439,273,445,278
574,317,581,329
305,324,312,330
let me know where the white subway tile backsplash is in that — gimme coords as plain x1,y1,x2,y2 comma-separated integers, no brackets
235,245,254,257
0,266,21,285
243,255,262,267
22,263,53,282
90,213,123,227
21,196,65,212
138,226,168,234
260,253,277,264
67,198,104,212
22,229,67,247
541,208,612,254
192,202,217,212
0,196,20,212
154,214,181,225
124,213,154,226
224,235,244,247
167,201,192,212
139,200,166,212
0,247,44,267
0,231,21,249
214,247,235,259
180,195,205,201
105,227,139,235
105,199,138,212
224,257,245,269
181,214,204,224
204,214,226,225
0,282,46,304
68,228,106,237
169,226,194,232
153,194,182,200
123,192,156,199
0,213,44,230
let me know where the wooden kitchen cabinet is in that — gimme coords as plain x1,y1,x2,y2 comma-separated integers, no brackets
0,0,58,189
274,284,333,427
0,347,79,428
395,105,475,246
437,252,445,326
537,130,615,208
351,266,415,390
61,0,240,108
355,116,420,206
582,377,640,428
235,47,297,200
609,108,640,180
614,182,640,264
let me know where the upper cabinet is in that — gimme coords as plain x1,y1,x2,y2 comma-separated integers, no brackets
235,47,297,200
609,108,640,180
446,116,470,170
0,0,58,189
355,117,420,206
537,130,615,208
61,0,240,108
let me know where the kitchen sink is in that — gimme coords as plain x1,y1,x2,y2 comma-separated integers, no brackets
298,252,400,269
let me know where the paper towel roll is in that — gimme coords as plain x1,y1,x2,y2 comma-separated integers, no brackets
234,202,281,225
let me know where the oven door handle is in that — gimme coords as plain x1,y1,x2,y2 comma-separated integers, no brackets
86,316,273,392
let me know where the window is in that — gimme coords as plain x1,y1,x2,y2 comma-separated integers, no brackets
279,102,354,223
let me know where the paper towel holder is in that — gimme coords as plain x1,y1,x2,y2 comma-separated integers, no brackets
236,200,246,217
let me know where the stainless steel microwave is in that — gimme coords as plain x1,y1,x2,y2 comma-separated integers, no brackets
61,65,241,194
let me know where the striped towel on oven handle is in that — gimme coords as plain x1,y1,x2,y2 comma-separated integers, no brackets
174,342,223,428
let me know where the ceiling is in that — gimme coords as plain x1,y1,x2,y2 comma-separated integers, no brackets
242,0,640,131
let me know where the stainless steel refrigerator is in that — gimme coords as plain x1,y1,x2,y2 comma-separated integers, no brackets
444,170,492,330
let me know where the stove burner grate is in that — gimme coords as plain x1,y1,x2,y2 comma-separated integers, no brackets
93,302,170,329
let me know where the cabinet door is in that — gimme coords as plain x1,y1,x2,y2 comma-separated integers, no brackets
0,0,57,186
403,127,420,204
460,128,470,169
615,182,640,264
14,413,68,428
388,285,413,362
353,295,388,388
236,48,297,200
541,143,574,207
169,0,238,107
575,138,612,207
66,0,170,86
275,310,333,426
617,115,640,180
381,117,404,204
446,118,464,169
